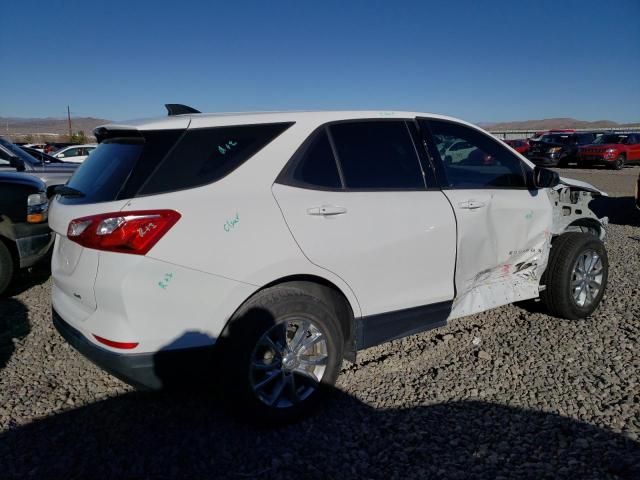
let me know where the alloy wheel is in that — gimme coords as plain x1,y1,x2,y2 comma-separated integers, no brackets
570,249,604,308
250,318,328,408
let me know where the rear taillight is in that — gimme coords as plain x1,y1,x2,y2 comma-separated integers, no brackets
67,210,181,255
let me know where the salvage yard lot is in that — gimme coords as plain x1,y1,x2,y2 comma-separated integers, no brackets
1,167,639,479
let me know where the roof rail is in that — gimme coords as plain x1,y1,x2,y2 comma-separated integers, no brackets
165,104,201,116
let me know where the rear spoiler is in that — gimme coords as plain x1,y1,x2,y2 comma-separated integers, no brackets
165,104,200,116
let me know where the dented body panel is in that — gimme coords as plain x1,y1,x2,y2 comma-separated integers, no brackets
448,178,606,320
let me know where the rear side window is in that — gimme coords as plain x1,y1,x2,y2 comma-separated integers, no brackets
329,121,424,189
139,122,292,195
290,129,341,189
60,123,292,204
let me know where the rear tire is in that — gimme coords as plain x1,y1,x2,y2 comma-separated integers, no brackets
540,232,608,319
218,285,344,424
0,240,14,296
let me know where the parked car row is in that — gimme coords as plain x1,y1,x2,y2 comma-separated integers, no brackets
502,130,640,170
13,141,97,161
0,137,79,186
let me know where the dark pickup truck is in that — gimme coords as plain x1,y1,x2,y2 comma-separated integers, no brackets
0,172,52,294
526,132,597,167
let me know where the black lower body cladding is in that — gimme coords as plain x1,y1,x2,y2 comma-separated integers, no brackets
52,309,216,390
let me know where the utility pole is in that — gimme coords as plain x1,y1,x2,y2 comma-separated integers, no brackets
67,105,72,139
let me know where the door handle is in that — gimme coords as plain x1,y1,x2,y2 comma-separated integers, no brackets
458,200,486,210
307,205,348,216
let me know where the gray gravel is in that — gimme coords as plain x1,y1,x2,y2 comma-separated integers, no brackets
1,167,640,479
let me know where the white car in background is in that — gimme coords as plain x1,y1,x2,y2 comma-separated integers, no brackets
52,144,96,163
49,105,609,422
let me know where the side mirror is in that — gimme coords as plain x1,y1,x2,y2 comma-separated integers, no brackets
533,166,559,189
9,156,25,172
57,153,65,158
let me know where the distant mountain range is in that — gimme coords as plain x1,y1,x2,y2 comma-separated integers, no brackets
0,117,111,138
480,117,640,131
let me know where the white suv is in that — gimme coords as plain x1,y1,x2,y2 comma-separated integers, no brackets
50,107,609,421
52,144,97,163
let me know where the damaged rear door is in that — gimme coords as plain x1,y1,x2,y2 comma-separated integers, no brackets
418,118,553,319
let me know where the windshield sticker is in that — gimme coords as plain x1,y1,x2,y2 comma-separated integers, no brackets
217,140,238,155
224,213,240,232
158,272,174,290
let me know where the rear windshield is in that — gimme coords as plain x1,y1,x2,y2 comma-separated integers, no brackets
59,123,293,204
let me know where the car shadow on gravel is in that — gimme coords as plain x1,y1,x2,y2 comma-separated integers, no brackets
0,299,29,372
590,196,640,227
1,388,638,479
2,261,51,298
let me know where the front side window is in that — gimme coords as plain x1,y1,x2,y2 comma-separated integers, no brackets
425,120,527,189
329,121,425,189
62,148,79,157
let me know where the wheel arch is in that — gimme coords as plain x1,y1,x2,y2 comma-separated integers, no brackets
224,274,359,362
563,218,605,240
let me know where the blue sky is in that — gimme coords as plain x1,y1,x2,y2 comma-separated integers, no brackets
1,0,639,123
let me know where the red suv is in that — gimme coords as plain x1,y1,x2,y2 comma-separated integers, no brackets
577,133,640,170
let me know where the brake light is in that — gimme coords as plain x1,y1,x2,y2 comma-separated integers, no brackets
67,210,181,255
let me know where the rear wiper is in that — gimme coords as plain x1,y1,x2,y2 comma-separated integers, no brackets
52,185,85,198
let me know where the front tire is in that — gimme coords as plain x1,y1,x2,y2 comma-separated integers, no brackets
0,240,14,296
218,285,344,423
540,233,608,319
610,154,625,170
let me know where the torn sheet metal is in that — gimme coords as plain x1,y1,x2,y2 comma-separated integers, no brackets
557,177,608,197
448,236,551,320
549,185,607,240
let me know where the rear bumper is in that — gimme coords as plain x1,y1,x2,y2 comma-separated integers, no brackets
53,308,218,390
53,308,161,389
577,156,613,165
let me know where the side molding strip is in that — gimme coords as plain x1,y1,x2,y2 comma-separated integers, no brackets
356,300,452,350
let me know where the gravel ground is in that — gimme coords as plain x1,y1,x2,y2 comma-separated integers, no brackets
1,167,639,479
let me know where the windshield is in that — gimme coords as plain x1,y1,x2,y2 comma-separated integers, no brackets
593,134,627,144
539,134,572,145
0,138,39,165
